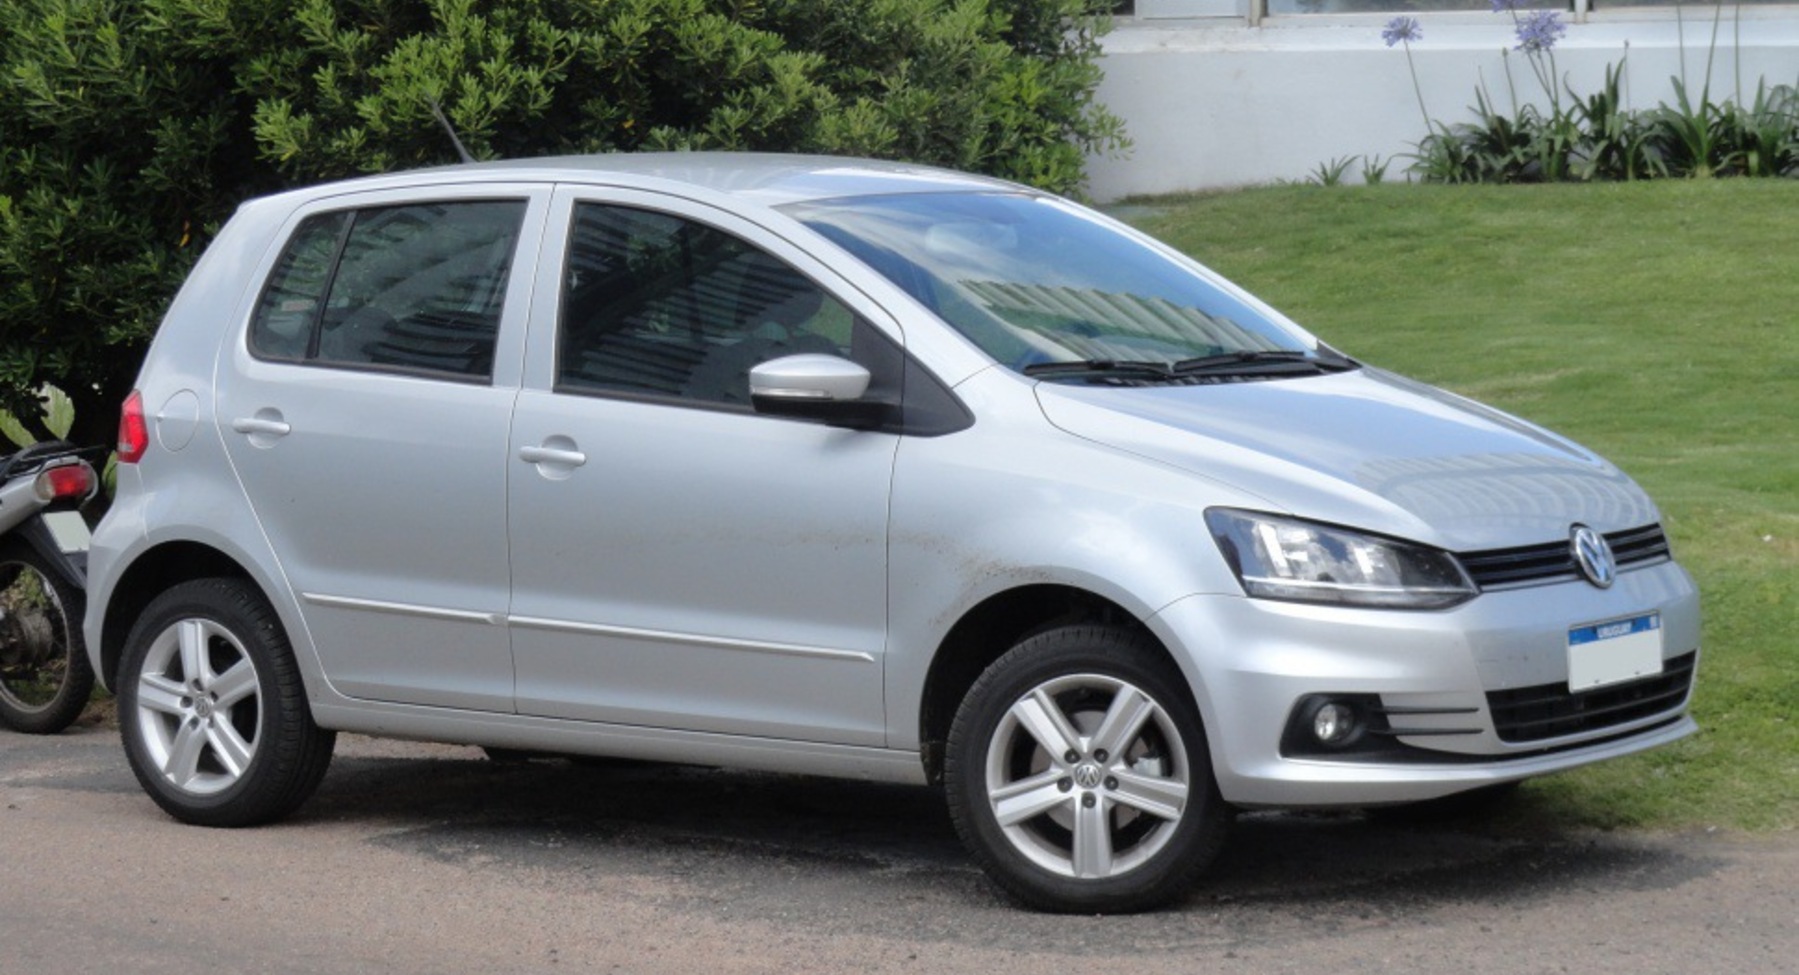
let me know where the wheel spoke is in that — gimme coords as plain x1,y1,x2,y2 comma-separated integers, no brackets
205,721,255,778
210,659,258,707
1109,768,1188,821
136,674,188,717
1010,690,1081,759
1089,685,1155,761
163,719,208,789
991,770,1071,826
177,619,209,683
1071,797,1114,878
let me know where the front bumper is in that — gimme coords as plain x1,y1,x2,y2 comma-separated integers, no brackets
1151,559,1700,807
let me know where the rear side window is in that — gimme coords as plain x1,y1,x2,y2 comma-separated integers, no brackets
249,201,526,381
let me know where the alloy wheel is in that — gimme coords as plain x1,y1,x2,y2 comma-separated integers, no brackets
131,617,264,796
983,672,1190,880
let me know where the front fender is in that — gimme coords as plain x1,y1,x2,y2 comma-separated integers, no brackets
883,370,1256,749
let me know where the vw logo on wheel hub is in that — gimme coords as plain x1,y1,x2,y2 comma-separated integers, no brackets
1072,762,1104,789
1571,524,1616,589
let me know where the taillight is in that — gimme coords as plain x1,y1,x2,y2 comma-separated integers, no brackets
118,389,149,464
34,463,95,502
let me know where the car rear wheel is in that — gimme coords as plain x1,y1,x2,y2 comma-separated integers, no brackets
944,624,1229,913
118,578,334,826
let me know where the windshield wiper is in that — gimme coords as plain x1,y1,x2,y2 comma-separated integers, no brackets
1021,359,1181,380
1024,350,1358,384
1170,349,1357,377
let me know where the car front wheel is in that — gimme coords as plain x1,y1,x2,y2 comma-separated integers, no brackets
944,625,1229,913
118,578,334,826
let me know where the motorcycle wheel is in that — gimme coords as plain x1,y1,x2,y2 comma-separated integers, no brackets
0,538,93,734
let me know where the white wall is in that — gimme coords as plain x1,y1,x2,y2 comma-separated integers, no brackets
1085,11,1799,200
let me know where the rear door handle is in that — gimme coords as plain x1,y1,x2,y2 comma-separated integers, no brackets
518,444,587,467
230,407,291,450
231,417,292,436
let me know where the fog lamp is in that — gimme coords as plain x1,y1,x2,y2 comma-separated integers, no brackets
1311,702,1358,746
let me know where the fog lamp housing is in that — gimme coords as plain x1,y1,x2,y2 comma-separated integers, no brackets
1281,694,1388,758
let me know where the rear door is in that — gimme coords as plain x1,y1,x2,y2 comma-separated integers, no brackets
215,184,550,711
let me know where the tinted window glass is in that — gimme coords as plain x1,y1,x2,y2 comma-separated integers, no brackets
250,211,348,361
249,201,525,381
558,203,854,406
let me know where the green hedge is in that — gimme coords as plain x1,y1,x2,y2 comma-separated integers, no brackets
0,0,1125,441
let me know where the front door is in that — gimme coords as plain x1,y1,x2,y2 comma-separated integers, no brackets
506,191,896,745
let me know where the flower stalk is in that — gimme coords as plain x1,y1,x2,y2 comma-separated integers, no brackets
1382,16,1432,133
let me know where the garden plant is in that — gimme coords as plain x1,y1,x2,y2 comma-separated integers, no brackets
1376,2,1799,184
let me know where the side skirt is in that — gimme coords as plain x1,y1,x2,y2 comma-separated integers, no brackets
309,700,929,785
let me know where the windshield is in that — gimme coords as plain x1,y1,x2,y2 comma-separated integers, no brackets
784,192,1324,375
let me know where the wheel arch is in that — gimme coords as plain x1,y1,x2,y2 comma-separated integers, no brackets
917,583,1190,784
95,541,255,690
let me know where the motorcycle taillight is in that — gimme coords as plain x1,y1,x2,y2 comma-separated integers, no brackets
34,463,95,502
118,389,149,464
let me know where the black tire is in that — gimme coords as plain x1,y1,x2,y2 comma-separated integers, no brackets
117,578,335,826
944,624,1230,913
0,539,93,734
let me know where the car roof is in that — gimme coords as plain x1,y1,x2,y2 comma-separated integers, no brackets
264,152,1033,209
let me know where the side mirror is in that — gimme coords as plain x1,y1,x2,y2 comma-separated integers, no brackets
749,354,887,429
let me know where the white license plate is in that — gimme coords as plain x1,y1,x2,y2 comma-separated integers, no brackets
1567,613,1663,692
43,510,91,554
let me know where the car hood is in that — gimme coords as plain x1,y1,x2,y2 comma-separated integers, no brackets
1033,368,1658,552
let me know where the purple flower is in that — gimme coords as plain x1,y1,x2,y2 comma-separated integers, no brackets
1513,9,1566,53
1381,15,1423,47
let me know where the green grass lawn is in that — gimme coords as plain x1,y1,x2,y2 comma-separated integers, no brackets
1126,180,1798,832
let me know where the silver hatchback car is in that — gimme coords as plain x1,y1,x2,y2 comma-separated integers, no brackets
86,154,1699,912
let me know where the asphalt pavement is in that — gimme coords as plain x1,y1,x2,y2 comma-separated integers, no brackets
3,719,1794,975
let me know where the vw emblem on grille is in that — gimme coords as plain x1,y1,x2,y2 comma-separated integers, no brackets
1571,524,1616,589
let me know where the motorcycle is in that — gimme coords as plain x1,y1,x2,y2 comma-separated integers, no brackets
0,441,101,734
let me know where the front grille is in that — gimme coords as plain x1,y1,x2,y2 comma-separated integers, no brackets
1487,651,1697,743
1459,523,1672,590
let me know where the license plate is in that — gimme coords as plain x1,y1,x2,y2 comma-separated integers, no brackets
43,510,91,554
1568,613,1662,692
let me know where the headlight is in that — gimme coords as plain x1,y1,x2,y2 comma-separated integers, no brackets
1205,509,1475,610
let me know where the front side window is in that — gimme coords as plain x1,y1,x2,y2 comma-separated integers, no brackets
250,200,526,381
557,203,858,406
